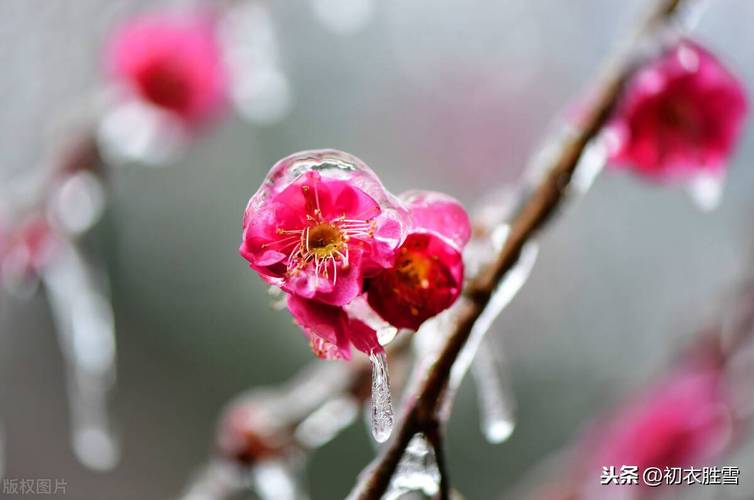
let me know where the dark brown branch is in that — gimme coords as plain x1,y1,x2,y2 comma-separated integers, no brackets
426,423,451,500
349,1,689,498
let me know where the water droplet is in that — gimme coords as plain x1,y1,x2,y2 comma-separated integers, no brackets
471,341,516,444
369,351,394,443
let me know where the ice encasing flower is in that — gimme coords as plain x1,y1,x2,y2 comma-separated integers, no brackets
366,191,471,331
607,40,747,180
287,295,380,360
106,10,227,125
591,361,732,477
240,150,408,307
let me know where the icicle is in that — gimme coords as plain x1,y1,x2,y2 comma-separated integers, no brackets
250,459,309,500
384,434,440,500
181,460,243,500
687,173,724,212
441,239,539,422
42,240,120,471
369,351,394,443
471,338,516,444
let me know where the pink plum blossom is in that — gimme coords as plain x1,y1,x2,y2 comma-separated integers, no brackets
366,191,470,331
287,295,380,360
583,360,732,498
240,150,408,307
106,10,227,126
607,39,747,181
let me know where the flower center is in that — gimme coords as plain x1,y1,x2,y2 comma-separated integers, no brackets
396,249,432,290
306,223,345,258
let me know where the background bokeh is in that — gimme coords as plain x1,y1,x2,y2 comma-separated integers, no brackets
2,0,754,498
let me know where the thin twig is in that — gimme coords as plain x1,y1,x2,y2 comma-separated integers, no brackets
349,1,689,498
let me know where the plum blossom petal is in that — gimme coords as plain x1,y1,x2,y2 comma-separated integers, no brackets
287,295,381,359
366,192,469,331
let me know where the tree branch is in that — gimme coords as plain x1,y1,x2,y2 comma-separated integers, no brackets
348,1,690,498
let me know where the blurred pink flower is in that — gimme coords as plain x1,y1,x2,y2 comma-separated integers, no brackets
607,40,747,180
106,11,227,125
287,295,380,360
240,150,407,307
366,191,470,330
589,361,732,489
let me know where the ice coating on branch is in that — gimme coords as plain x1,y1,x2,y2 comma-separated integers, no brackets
106,10,227,125
384,434,440,499
369,351,394,443
607,40,747,182
366,191,470,331
241,150,408,307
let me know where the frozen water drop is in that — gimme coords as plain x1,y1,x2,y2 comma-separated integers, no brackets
369,351,394,443
471,341,516,444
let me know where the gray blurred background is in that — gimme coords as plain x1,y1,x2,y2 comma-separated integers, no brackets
1,0,754,498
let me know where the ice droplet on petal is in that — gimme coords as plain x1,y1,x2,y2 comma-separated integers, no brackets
471,340,516,444
687,173,724,212
384,434,440,499
369,351,394,443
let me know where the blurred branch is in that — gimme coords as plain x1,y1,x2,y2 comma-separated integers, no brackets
349,0,691,498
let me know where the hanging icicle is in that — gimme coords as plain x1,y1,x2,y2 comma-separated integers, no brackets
471,338,516,444
369,351,394,443
42,240,119,471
